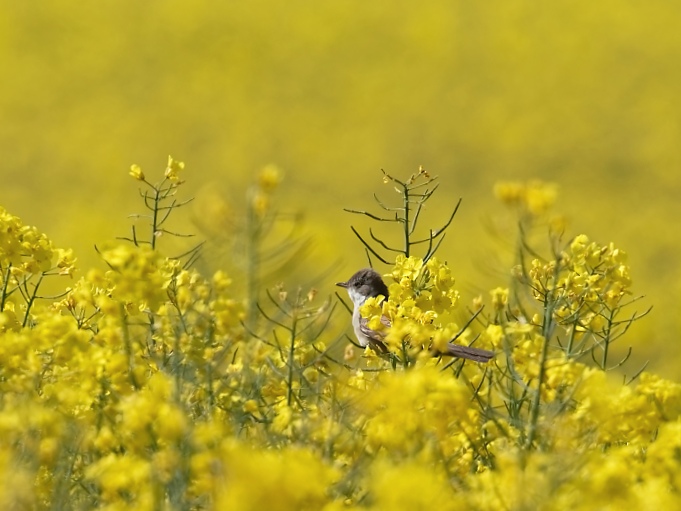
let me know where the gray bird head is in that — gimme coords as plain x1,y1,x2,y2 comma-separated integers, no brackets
336,268,389,306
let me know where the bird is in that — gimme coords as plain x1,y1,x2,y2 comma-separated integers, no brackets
337,268,494,363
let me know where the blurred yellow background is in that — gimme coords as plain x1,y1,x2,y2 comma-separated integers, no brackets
2,1,680,375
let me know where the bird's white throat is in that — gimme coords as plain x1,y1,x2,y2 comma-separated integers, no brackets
348,288,369,307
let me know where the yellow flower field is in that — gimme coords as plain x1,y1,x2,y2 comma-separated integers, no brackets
0,161,679,509
2,3,681,509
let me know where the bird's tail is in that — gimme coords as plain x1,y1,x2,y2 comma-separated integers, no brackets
444,344,495,363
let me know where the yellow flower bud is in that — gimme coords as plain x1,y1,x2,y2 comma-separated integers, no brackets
129,164,145,181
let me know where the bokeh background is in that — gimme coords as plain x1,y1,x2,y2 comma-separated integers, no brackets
2,1,680,375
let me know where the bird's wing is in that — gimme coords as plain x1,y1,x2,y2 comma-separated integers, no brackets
358,315,391,353
358,315,391,340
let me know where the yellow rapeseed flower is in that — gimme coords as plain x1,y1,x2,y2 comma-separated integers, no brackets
164,154,185,182
258,164,282,191
129,163,145,181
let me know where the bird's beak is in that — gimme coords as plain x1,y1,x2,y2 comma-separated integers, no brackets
336,281,348,288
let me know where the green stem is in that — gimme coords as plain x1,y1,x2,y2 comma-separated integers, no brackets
402,183,410,257
566,320,578,356
601,309,615,369
0,264,11,311
22,273,44,327
151,188,161,250
287,314,298,406
525,325,550,449
121,304,140,390
525,277,557,449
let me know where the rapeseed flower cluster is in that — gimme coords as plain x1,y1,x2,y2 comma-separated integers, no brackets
360,255,474,359
494,180,558,217
0,165,680,509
